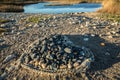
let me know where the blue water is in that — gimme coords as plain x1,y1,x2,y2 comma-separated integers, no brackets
24,2,102,14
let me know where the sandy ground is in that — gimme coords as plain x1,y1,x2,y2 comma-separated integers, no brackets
0,12,120,80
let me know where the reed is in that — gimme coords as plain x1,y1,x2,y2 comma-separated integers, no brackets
98,0,120,15
46,0,103,4
0,4,24,12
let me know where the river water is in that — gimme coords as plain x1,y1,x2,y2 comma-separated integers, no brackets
24,2,102,14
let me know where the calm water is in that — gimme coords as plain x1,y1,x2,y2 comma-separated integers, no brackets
24,2,102,14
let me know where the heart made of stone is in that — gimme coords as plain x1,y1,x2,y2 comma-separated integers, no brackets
20,35,94,75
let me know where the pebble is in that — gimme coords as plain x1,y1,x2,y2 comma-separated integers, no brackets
91,34,95,37
108,35,113,39
77,60,82,63
60,65,67,69
30,54,36,59
7,66,15,72
83,38,89,41
41,63,46,69
17,32,21,35
67,62,72,69
105,52,110,56
64,47,72,53
0,24,6,27
111,31,116,34
1,72,7,78
93,26,96,29
25,56,30,63
3,54,16,63
100,43,105,46
34,61,39,67
33,24,39,27
73,62,79,67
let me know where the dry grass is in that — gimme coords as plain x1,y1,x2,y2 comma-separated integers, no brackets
47,0,103,4
98,0,120,15
0,4,24,12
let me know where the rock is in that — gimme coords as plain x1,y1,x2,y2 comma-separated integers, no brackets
17,32,21,35
100,43,105,46
40,45,46,53
93,26,96,29
91,34,95,37
111,31,116,34
28,24,32,27
3,54,16,63
46,54,54,60
77,60,81,63
41,63,46,69
60,65,67,69
79,56,84,60
53,16,56,19
25,56,30,63
33,24,39,27
105,52,110,56
67,61,73,69
64,48,72,53
108,35,113,39
73,62,79,67
83,38,89,41
30,54,36,59
7,66,15,72
34,61,39,67
72,59,77,62
0,24,6,27
106,32,111,35
1,72,7,78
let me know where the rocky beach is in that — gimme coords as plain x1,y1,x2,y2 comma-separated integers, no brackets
0,12,120,80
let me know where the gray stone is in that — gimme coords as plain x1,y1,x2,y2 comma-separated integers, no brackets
7,66,15,72
1,72,7,78
30,54,36,59
3,54,16,63
25,56,30,63
77,60,81,63
40,45,46,53
83,38,89,41
46,54,53,60
64,48,72,53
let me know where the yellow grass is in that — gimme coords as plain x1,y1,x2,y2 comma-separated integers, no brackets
0,4,24,12
98,0,120,15
47,0,103,4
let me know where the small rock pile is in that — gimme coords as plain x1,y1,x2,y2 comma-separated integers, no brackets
23,35,94,71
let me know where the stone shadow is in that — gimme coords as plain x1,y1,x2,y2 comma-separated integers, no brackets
65,34,120,71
